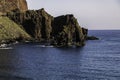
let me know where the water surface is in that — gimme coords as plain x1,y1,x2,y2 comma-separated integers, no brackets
0,30,120,80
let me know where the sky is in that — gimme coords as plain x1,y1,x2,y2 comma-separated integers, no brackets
26,0,120,30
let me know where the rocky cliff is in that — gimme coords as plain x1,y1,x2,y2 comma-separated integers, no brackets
0,0,98,47
19,0,28,11
7,9,53,41
0,0,28,14
52,15,87,46
7,9,88,47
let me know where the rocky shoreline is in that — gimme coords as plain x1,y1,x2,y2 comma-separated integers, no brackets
6,9,89,47
0,8,98,47
0,0,98,47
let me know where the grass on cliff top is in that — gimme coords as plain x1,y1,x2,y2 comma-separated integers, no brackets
0,16,31,41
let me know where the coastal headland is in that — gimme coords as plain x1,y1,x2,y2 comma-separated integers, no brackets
0,0,98,47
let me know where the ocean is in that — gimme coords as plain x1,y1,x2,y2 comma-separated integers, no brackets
0,30,120,80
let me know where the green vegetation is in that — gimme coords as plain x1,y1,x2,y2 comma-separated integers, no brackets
0,16,31,43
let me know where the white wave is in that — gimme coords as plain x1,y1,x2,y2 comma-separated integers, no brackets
35,45,54,48
0,44,13,49
0,47,13,49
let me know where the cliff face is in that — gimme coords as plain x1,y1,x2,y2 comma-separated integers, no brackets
7,9,88,47
0,0,28,14
7,9,54,41
19,0,28,11
52,15,86,46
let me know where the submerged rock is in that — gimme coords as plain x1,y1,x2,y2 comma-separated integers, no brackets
87,36,99,40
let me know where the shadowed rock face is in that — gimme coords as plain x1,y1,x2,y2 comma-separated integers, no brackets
7,9,88,47
0,0,28,14
52,15,86,46
7,9,54,41
82,27,88,40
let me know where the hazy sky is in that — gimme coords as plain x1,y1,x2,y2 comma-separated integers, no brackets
26,0,120,30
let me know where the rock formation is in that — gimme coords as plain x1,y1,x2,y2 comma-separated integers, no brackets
0,0,96,47
0,0,28,14
0,0,97,46
19,0,28,11
87,36,99,40
7,9,88,47
7,8,54,41
52,15,86,46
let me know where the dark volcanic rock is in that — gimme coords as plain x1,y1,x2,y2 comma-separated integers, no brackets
52,15,87,47
7,9,88,47
0,0,96,47
82,27,88,39
7,8,54,41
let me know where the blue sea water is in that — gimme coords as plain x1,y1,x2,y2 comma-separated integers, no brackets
0,30,120,80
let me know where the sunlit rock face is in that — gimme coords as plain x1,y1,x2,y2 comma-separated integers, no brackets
0,0,28,14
